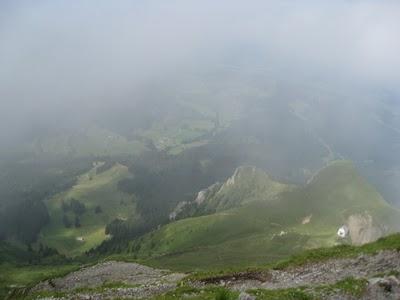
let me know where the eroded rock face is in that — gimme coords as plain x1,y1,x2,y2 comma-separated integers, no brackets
169,201,188,220
169,182,222,220
347,214,385,245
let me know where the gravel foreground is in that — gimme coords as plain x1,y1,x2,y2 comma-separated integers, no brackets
225,250,400,291
197,250,400,299
31,251,400,299
32,261,186,299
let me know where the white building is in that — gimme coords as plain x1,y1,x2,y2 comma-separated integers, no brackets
337,225,349,238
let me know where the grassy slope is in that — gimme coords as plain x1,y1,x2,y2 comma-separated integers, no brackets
39,163,138,256
203,166,293,212
270,160,400,248
290,160,399,226
0,263,80,299
0,242,81,299
187,233,400,282
132,201,308,271
273,232,400,270
122,161,400,271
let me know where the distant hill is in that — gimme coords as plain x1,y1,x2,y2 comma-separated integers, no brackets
126,161,400,271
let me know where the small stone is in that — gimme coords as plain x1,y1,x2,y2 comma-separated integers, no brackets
238,291,256,300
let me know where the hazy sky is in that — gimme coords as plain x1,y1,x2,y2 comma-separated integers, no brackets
1,0,400,144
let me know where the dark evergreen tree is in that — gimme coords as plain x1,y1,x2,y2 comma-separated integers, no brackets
61,200,69,212
74,216,81,228
62,214,72,228
94,205,103,214
70,199,86,215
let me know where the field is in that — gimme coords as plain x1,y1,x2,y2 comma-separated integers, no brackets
39,163,138,256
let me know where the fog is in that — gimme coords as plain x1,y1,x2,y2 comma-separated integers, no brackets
1,0,399,144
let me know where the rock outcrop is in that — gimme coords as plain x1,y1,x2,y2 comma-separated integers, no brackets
347,213,387,245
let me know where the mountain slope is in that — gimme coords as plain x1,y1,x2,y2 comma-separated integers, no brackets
170,166,293,220
125,161,400,271
204,166,292,211
279,160,400,245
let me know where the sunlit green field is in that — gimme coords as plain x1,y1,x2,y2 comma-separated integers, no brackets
39,163,138,256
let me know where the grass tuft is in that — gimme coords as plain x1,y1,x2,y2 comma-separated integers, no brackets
249,287,313,300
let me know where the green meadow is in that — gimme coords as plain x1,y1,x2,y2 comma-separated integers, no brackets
39,163,138,256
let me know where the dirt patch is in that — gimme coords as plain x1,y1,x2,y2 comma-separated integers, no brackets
199,271,271,285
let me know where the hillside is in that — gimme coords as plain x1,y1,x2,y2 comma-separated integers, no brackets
124,161,400,271
39,163,139,256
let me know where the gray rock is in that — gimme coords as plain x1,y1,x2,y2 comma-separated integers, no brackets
364,276,400,300
238,291,256,300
